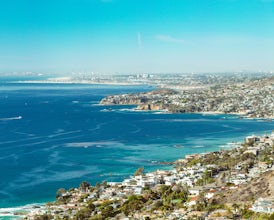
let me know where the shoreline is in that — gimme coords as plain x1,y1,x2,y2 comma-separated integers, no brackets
99,103,274,120
1,76,273,219
13,80,144,86
199,111,274,120
21,130,274,219
3,128,273,219
11,80,274,120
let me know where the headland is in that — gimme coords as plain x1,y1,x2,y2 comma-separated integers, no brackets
100,74,274,119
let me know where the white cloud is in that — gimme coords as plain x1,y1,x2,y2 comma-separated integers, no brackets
137,32,142,49
155,35,185,44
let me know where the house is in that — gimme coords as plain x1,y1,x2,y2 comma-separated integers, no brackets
243,148,258,156
245,135,259,145
185,196,198,207
205,189,217,199
250,198,274,214
188,188,201,196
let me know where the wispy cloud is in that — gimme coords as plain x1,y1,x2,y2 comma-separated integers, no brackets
137,32,142,49
155,35,185,44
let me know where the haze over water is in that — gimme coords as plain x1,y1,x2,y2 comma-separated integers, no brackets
0,80,273,211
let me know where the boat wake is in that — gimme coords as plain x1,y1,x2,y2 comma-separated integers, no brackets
0,116,22,121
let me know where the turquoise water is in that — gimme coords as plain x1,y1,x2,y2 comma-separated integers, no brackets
0,80,273,217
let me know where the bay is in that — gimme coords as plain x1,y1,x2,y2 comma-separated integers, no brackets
0,81,273,211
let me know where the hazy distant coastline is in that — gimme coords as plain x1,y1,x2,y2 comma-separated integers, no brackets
99,74,274,119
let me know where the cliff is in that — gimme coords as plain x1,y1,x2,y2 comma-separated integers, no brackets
99,89,178,111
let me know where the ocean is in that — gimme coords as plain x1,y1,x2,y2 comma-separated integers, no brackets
0,79,273,218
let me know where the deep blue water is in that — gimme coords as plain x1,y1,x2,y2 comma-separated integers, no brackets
0,81,273,213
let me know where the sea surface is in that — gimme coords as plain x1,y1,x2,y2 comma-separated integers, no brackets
0,78,273,218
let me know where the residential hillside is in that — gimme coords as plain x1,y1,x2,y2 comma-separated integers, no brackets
100,76,274,118
24,132,274,220
217,170,274,203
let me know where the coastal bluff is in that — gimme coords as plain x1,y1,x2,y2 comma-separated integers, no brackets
99,89,177,111
99,76,274,118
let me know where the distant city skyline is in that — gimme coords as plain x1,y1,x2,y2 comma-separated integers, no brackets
0,0,274,74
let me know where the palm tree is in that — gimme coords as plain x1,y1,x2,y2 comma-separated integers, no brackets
80,181,90,192
232,203,239,214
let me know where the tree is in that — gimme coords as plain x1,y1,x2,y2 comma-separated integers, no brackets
134,167,144,176
80,181,91,192
269,212,274,220
34,214,53,220
195,192,208,211
100,205,115,218
87,201,96,211
232,203,239,214
56,188,66,199
75,207,92,220
121,195,146,215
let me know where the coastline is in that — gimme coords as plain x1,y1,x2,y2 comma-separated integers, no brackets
1,107,273,219
14,80,143,86
9,78,274,121
198,111,274,120
0,203,47,220
99,76,274,119
0,79,273,219
5,128,274,219
21,130,274,219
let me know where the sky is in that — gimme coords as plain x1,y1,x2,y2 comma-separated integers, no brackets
0,0,274,74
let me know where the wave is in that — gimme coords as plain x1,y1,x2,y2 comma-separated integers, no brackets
64,141,119,148
0,203,45,218
192,145,206,148
89,122,108,131
130,128,142,134
47,130,81,138
99,172,126,177
219,142,241,149
0,153,19,161
2,134,84,150
100,108,138,113
6,165,101,190
144,118,212,123
112,108,155,113
152,111,169,114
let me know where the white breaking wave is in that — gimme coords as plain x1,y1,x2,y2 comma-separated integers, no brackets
144,118,212,122
192,145,206,148
0,203,45,218
64,141,119,148
219,142,241,149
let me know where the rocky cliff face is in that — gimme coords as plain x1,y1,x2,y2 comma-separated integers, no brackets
136,104,162,111
99,89,177,111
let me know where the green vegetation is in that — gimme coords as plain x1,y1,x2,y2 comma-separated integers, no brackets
26,133,274,220
134,167,144,176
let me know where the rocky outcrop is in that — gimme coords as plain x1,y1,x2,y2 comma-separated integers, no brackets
136,104,162,111
99,89,177,111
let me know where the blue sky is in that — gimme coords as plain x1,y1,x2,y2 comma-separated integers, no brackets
0,0,274,74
